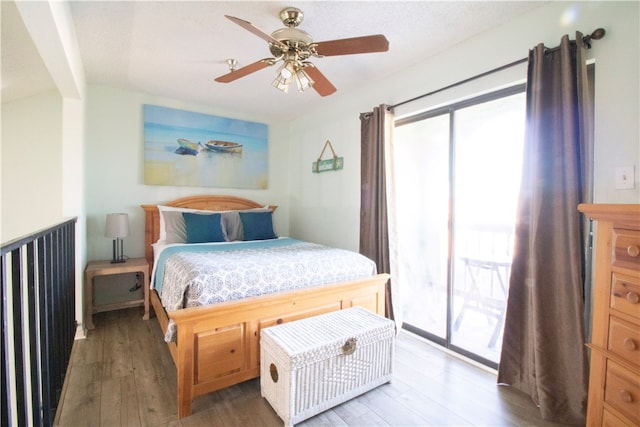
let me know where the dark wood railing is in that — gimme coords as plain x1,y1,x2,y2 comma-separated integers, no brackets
1,218,77,427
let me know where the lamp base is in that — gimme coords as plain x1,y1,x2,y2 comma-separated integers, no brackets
111,239,126,264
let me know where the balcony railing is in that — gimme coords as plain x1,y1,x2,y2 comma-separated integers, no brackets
1,218,77,427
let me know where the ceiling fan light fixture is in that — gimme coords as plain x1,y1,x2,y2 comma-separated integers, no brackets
272,69,292,93
273,58,314,93
295,68,314,92
277,60,296,79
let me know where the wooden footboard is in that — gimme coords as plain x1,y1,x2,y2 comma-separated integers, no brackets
154,273,389,418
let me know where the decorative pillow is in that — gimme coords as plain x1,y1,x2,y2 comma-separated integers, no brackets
157,204,271,243
222,207,271,241
239,211,277,241
158,205,210,242
159,206,228,243
182,212,226,244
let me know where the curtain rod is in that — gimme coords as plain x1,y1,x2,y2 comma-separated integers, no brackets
389,28,605,111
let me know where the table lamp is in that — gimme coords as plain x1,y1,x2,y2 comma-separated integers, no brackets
105,213,129,263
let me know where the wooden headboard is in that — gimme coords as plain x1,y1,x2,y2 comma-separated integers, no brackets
140,195,277,266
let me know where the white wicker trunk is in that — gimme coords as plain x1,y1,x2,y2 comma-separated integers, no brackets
260,307,395,427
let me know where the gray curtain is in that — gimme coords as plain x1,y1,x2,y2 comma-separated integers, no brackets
360,104,394,320
497,33,592,425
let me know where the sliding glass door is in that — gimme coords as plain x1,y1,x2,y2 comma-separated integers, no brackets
394,86,525,367
394,114,450,341
449,92,525,363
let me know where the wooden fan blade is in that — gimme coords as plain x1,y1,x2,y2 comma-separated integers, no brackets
214,59,272,83
304,67,337,97
314,34,389,57
225,15,287,49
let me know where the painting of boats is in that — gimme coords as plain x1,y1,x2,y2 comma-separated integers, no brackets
173,138,242,156
144,104,267,188
204,140,243,154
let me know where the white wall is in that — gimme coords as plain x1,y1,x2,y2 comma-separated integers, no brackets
1,91,64,241
288,1,640,252
84,85,291,261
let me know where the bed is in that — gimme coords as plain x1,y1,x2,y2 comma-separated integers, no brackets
140,195,390,418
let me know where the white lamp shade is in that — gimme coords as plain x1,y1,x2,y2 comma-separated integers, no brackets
105,213,130,239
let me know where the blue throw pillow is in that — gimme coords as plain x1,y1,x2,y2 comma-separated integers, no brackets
182,212,226,243
239,211,277,240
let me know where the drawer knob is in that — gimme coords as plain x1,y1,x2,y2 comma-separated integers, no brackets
627,291,640,304
620,389,633,403
623,337,637,351
628,245,640,257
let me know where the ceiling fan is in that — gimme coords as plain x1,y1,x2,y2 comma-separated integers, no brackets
214,7,389,96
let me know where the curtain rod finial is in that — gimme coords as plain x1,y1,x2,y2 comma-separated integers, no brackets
590,28,605,40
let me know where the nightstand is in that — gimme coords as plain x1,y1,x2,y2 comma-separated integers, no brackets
85,257,150,330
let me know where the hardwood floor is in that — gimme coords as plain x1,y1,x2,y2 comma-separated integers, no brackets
55,307,570,427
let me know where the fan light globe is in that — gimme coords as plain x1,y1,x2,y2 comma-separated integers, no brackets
295,69,314,92
280,62,294,79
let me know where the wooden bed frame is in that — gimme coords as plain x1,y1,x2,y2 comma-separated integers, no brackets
140,195,390,418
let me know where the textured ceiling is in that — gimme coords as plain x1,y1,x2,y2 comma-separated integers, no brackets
2,1,546,120
2,1,56,102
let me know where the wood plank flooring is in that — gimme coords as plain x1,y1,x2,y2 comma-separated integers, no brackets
55,308,571,426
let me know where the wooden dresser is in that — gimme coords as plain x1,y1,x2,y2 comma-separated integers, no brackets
578,204,640,426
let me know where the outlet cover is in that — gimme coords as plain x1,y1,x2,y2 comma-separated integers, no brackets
615,166,635,189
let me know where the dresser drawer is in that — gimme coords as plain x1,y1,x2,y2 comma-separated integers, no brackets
611,273,640,319
603,407,635,427
608,316,640,366
604,360,640,425
613,229,640,271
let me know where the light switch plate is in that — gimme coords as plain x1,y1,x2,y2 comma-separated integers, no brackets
615,166,635,189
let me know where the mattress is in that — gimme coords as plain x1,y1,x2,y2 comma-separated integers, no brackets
152,238,378,341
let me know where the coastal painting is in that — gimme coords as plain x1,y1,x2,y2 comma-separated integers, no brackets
143,105,268,188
